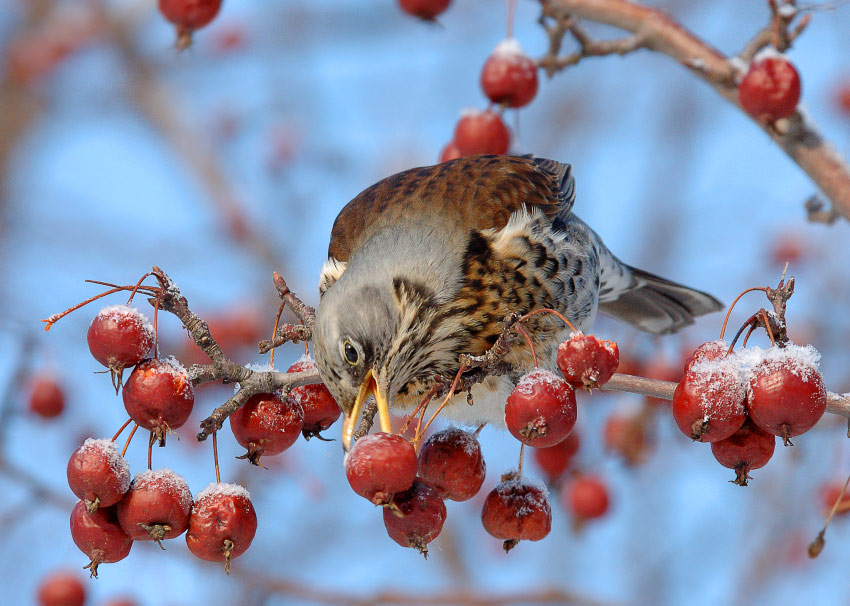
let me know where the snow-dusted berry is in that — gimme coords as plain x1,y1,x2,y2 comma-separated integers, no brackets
229,392,303,464
672,359,746,443
117,469,193,544
87,305,153,383
122,358,194,444
345,433,418,505
481,472,551,552
186,483,257,574
67,438,131,513
287,358,340,439
383,479,447,557
505,369,577,448
417,427,485,501
682,340,728,374
481,38,539,108
556,333,619,390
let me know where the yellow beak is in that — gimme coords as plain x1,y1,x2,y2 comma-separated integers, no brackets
342,369,392,450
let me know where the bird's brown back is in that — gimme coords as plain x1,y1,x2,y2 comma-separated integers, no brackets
327,155,568,262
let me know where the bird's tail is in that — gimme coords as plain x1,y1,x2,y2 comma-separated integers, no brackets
598,265,723,335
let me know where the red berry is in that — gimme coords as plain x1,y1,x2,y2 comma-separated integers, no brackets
672,361,746,443
819,482,850,516
481,38,539,108
229,392,303,464
117,469,193,544
186,483,257,573
28,373,66,419
556,333,620,390
505,369,577,448
532,431,580,484
439,141,462,163
682,340,728,374
603,411,650,466
383,479,447,557
564,474,609,520
287,357,340,439
122,358,194,444
87,305,154,382
158,0,222,49
417,428,486,501
453,109,510,156
37,571,86,606
67,438,131,513
345,433,418,505
481,472,551,552
104,598,138,606
739,56,801,122
69,502,133,578
398,0,450,21
747,347,826,445
710,419,776,486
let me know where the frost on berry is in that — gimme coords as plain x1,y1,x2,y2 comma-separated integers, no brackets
710,419,776,486
417,427,486,501
122,357,194,445
37,570,87,606
287,357,341,439
382,479,447,558
69,501,133,578
28,373,66,419
345,433,418,505
556,333,620,390
531,431,579,485
672,358,746,443
683,340,728,374
564,474,610,521
158,0,222,50
186,483,257,574
67,438,131,513
117,469,193,545
229,392,303,465
453,109,510,156
87,305,154,388
745,345,826,445
481,38,539,108
505,369,577,448
481,471,551,552
397,0,451,21
739,55,801,122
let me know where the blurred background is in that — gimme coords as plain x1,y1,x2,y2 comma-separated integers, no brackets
2,0,850,604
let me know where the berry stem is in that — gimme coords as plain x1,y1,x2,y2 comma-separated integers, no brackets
110,418,133,442
212,431,221,484
760,308,777,346
42,285,154,331
517,442,525,477
153,293,161,359
506,0,517,38
514,323,538,367
124,272,153,306
121,423,139,458
719,287,769,339
519,308,578,333
418,364,469,444
269,299,286,368
147,431,154,471
399,382,440,435
809,471,850,558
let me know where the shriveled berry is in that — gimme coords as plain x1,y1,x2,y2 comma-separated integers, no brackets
682,340,728,374
345,433,418,505
564,474,609,520
672,360,746,443
37,570,86,606
556,333,619,390
417,427,485,501
28,373,66,419
747,346,826,445
287,357,340,439
69,502,133,578
481,472,551,552
122,358,194,445
453,109,510,156
158,0,222,49
398,0,450,21
117,469,192,545
87,305,153,384
532,431,579,484
186,483,257,574
710,419,776,486
67,438,131,513
229,392,303,464
383,479,447,557
739,56,801,122
505,369,577,448
481,38,539,108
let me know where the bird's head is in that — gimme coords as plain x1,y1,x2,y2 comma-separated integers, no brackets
313,268,444,450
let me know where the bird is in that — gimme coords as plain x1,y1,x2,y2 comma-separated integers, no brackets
311,154,722,448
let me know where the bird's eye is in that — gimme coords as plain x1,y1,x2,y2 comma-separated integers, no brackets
343,339,359,365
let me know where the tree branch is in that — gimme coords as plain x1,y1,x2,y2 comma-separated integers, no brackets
540,0,850,222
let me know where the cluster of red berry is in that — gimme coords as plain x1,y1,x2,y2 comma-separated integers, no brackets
674,339,826,485
341,327,618,554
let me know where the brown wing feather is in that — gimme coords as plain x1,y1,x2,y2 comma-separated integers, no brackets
327,155,569,262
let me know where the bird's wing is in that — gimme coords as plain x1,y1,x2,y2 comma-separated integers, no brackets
326,154,575,265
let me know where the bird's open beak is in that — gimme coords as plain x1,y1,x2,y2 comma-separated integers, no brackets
342,368,392,450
